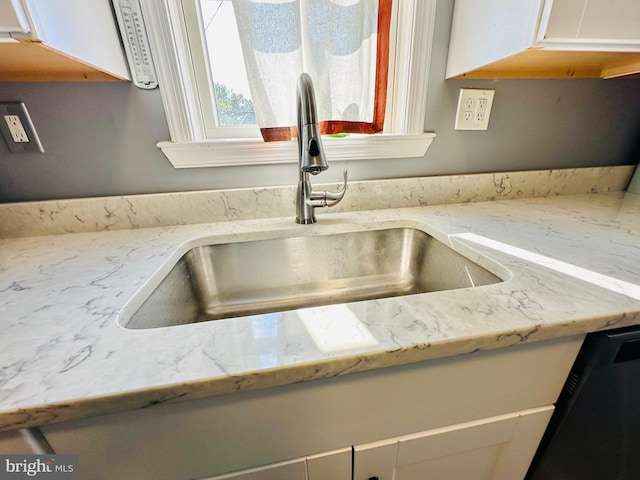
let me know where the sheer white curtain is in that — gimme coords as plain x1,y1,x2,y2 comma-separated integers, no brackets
232,0,390,141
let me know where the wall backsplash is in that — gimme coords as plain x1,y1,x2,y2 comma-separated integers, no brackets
0,166,632,238
0,0,639,203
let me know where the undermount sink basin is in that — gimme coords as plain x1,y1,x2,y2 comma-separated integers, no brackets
121,227,503,329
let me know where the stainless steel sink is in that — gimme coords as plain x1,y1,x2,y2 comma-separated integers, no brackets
122,227,503,329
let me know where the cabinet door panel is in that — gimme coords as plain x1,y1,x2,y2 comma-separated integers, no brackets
203,459,306,480
539,0,585,40
579,0,640,42
306,447,352,480
397,445,501,480
541,0,640,43
354,440,396,480
0,0,29,33
394,407,553,480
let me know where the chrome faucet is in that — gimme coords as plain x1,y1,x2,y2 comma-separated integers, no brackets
295,73,347,224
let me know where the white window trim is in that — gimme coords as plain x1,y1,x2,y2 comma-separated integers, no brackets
142,0,437,169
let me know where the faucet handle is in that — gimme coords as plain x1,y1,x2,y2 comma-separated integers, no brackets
308,169,347,207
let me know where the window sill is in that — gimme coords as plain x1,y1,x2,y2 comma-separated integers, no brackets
158,133,435,169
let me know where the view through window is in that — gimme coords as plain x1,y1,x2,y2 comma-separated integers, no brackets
199,0,257,127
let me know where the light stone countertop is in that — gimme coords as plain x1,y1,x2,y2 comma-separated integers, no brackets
1,188,640,433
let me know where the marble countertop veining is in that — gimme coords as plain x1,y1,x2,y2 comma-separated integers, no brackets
1,191,640,432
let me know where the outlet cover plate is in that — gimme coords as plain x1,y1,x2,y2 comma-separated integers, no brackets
0,102,44,153
455,88,495,131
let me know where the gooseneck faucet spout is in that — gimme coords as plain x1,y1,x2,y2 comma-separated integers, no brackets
295,73,347,224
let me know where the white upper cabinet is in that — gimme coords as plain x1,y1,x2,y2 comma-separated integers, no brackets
540,0,640,44
0,0,29,33
446,0,640,79
0,0,130,82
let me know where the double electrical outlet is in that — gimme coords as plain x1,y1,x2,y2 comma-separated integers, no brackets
455,88,495,131
0,102,44,153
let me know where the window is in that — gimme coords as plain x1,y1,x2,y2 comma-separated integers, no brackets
184,0,261,140
199,1,255,128
141,0,436,168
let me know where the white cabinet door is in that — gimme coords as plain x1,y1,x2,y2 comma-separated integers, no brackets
24,0,128,73
393,407,553,480
541,0,640,43
0,0,129,81
579,0,640,42
203,458,306,480
306,447,352,480
0,0,29,33
353,440,396,480
539,0,586,41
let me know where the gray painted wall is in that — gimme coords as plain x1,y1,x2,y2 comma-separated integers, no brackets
0,0,639,203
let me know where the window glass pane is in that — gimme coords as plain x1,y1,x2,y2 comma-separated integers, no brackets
199,0,256,127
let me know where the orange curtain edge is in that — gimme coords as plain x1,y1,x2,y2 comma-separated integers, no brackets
372,0,392,132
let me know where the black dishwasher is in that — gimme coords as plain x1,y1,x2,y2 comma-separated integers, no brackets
527,325,640,480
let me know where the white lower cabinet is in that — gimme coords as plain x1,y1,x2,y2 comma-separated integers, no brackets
391,407,552,480
205,406,552,480
306,447,352,480
205,445,355,480
39,336,584,480
202,458,307,480
353,439,396,480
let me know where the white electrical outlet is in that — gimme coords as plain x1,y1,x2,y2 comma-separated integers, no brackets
0,102,44,153
455,88,495,130
4,115,29,143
